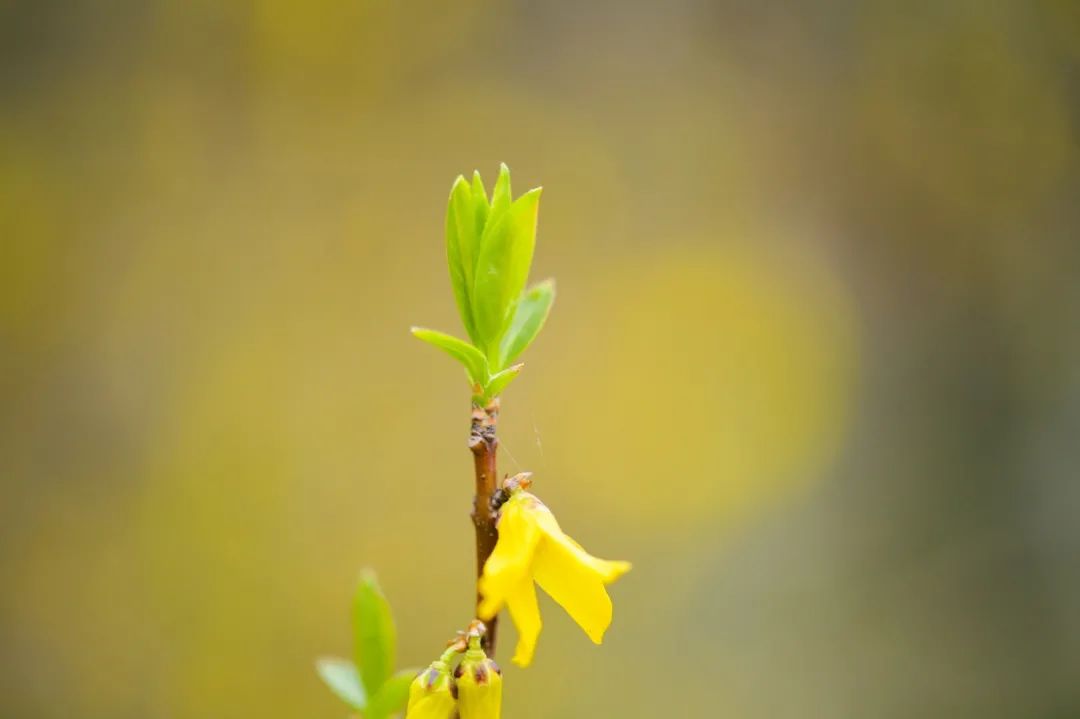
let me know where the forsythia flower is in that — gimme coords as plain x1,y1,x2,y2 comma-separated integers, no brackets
478,475,631,667
455,630,502,719
406,654,456,719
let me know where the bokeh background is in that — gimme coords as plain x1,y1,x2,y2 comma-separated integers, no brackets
3,1,1079,717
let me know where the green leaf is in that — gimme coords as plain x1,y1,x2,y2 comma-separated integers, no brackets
367,668,419,719
410,327,489,387
484,363,524,400
316,657,367,711
489,162,512,218
471,170,490,238
446,176,480,344
471,187,542,355
353,570,396,698
499,279,555,369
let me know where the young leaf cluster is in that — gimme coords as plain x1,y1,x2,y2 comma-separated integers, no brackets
316,571,419,719
412,164,555,405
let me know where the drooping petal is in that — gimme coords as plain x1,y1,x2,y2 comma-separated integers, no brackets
505,575,542,667
531,500,632,584
478,493,541,619
548,530,633,584
530,508,631,645
531,538,614,644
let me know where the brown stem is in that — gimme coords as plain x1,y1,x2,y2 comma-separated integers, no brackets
468,398,500,655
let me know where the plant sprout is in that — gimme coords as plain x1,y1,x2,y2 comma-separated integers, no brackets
318,165,630,718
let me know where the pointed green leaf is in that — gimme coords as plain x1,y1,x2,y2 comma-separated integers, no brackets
499,279,555,369
472,187,542,355
471,170,490,239
316,657,367,711
410,328,489,387
484,363,524,400
446,176,480,343
367,668,420,719
353,571,396,698
502,188,542,316
489,163,512,218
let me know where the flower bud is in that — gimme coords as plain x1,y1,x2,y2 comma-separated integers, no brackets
454,633,502,719
406,656,456,719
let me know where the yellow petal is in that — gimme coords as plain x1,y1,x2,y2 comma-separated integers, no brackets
533,504,632,583
547,528,631,583
531,514,631,644
478,493,541,618
505,575,542,667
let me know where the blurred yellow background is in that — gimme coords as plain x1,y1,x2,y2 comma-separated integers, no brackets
2,2,1079,717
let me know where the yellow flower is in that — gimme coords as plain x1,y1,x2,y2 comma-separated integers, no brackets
478,476,631,667
455,631,502,719
406,657,456,719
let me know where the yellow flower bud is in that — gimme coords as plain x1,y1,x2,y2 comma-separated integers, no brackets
455,634,502,719
406,656,456,719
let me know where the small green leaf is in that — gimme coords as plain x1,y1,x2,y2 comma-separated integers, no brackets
446,176,479,344
472,187,542,355
410,328,489,387
367,668,420,719
489,162,512,218
484,363,524,400
353,571,396,698
471,170,490,237
316,657,367,711
499,279,555,369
